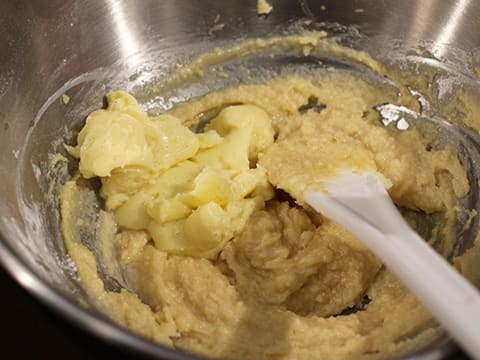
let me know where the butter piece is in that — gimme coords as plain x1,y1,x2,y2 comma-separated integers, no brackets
74,110,153,178
196,130,224,149
184,202,232,251
147,115,199,170
70,93,275,258
194,127,251,170
207,104,274,161
257,0,273,15
115,192,151,230
180,167,232,208
148,219,189,253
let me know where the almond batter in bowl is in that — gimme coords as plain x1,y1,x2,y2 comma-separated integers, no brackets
1,1,480,359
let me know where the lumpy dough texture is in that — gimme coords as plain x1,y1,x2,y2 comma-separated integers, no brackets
61,70,470,360
220,202,382,317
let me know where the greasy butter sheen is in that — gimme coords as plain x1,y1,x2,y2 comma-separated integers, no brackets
67,91,275,258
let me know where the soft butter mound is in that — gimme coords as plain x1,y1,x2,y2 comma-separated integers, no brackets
67,91,275,258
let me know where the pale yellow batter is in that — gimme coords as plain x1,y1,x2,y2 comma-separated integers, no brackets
60,38,476,360
257,0,273,15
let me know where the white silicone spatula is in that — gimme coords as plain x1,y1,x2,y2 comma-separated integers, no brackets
304,171,480,360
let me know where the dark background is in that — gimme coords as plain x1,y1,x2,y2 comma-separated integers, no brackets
0,266,142,359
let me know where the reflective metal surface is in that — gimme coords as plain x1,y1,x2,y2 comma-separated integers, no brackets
1,0,480,359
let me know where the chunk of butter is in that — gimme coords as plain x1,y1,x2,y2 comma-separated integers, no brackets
68,91,275,258
71,110,153,178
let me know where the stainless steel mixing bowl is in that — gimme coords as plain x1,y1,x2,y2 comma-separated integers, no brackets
1,0,480,358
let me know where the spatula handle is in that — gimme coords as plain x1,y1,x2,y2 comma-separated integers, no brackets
305,190,480,360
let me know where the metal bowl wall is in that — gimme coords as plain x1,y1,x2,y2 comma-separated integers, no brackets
1,1,479,359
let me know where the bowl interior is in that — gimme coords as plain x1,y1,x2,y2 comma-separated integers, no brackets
1,1,480,359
